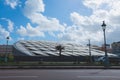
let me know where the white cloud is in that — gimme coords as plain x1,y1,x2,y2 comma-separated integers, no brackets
83,0,106,10
24,0,45,14
0,25,10,39
59,0,120,44
1,18,14,32
19,0,120,45
5,0,20,9
8,19,14,32
83,0,115,10
17,23,44,37
24,0,64,31
20,0,65,38
58,25,103,44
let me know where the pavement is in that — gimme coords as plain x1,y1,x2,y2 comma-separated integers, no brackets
0,69,120,80
0,65,120,69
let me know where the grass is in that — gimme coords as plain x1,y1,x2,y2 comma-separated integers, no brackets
0,55,119,66
0,61,114,66
0,54,120,66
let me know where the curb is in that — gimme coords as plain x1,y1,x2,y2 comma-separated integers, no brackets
0,66,120,69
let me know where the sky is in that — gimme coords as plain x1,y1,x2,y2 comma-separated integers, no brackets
0,0,120,46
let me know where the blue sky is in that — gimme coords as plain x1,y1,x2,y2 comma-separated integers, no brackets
0,0,120,46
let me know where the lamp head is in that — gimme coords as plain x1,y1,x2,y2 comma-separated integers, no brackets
101,21,106,30
6,36,9,40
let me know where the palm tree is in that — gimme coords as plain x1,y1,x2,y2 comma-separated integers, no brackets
55,44,64,57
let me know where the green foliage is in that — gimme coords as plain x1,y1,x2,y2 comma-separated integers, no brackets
8,53,14,62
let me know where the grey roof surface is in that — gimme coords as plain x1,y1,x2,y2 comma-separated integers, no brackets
14,40,117,57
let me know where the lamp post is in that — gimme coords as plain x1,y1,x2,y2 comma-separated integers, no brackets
101,21,109,67
88,39,92,63
5,36,9,63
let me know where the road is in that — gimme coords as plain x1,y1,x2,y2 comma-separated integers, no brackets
0,69,120,80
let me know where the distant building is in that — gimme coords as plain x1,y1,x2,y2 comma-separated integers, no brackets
112,41,120,56
0,45,13,56
91,44,112,53
101,44,112,53
101,44,110,50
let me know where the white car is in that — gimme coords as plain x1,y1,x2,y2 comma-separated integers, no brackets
94,56,106,62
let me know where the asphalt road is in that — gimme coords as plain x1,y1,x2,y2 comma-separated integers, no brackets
0,69,120,80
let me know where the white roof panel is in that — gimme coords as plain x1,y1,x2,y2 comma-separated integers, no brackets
14,40,118,57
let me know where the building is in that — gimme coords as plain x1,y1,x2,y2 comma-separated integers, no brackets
13,40,117,62
112,41,120,56
100,44,112,53
0,45,13,56
88,44,112,53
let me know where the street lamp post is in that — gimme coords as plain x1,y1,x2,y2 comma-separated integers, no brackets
101,21,109,67
5,36,9,63
88,39,92,63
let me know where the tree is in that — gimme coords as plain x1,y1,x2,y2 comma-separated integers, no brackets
55,45,64,57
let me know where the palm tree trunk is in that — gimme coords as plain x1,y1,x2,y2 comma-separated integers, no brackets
59,49,61,57
59,49,62,61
